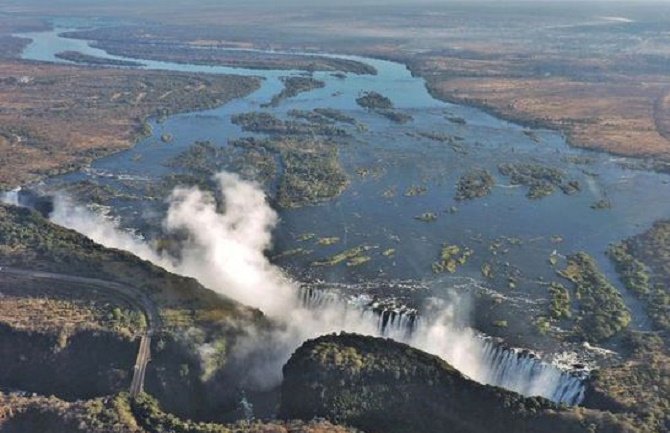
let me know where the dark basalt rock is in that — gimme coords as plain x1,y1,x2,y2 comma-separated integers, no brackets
14,188,54,217
279,333,635,433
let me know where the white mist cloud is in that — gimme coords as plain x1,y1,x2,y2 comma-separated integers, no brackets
164,173,296,316
51,195,165,265
47,173,380,387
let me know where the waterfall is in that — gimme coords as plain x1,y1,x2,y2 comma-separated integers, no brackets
299,285,420,338
360,306,419,339
477,340,585,405
0,187,20,206
298,285,586,405
0,187,53,216
300,285,341,309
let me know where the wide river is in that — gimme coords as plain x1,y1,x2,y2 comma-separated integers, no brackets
17,22,670,345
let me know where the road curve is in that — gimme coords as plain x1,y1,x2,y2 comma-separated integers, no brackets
0,266,160,397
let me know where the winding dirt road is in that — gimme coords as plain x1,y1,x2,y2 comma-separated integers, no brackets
0,267,160,397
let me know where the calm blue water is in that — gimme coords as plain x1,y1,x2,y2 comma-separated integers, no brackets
18,25,670,334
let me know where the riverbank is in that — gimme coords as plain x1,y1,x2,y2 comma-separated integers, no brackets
0,60,261,190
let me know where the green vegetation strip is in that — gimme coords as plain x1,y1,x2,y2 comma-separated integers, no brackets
312,245,372,267
355,91,413,123
263,76,325,108
608,240,669,331
559,252,630,341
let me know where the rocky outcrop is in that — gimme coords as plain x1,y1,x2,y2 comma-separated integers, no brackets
280,333,636,433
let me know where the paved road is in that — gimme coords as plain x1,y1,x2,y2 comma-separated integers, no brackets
129,335,152,396
0,267,160,397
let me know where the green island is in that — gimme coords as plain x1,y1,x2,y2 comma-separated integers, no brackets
415,212,438,222
356,91,393,110
347,255,371,267
167,140,276,190
263,76,326,107
498,162,580,199
278,147,348,208
432,243,473,273
313,108,357,124
445,114,467,125
317,236,340,246
355,91,413,123
56,179,142,204
160,133,173,143
231,111,348,137
296,232,316,242
55,50,145,67
381,186,397,198
404,184,427,197
287,108,358,127
61,27,377,74
272,247,312,260
166,136,348,209
481,262,493,279
311,245,373,267
455,168,495,200
355,166,384,178
376,109,413,124
231,136,349,208
416,131,466,153
558,252,631,341
287,109,334,125
523,129,541,142
167,140,227,173
417,131,456,142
